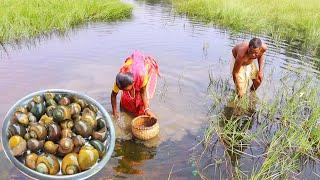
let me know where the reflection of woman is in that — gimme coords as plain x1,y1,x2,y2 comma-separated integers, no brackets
111,51,160,119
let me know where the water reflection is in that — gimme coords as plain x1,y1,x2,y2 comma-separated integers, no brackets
113,140,157,175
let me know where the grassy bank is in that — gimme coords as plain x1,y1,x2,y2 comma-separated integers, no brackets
173,0,320,49
191,72,320,179
0,0,132,43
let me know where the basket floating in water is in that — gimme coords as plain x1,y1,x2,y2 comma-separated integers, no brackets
131,115,159,141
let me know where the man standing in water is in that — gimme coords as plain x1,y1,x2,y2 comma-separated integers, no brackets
231,38,267,97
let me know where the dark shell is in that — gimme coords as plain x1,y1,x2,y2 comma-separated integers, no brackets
46,99,57,107
73,120,93,138
27,101,35,112
30,101,46,119
97,117,106,130
92,128,108,142
54,94,63,103
47,123,61,142
27,139,44,152
89,140,105,158
53,106,71,122
86,104,98,113
8,123,27,138
24,133,31,140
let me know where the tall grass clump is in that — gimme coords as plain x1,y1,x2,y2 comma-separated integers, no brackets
0,0,132,43
172,0,320,50
192,71,320,179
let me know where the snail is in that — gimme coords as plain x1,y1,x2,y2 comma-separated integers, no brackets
61,153,80,175
75,99,87,109
14,112,29,126
28,123,47,140
44,92,55,101
9,135,27,156
58,138,74,156
69,103,81,116
52,106,71,122
35,154,60,175
86,104,98,113
73,120,93,138
27,138,44,152
72,135,86,153
27,112,37,123
44,141,59,154
92,128,108,142
96,117,106,130
60,119,74,129
29,96,46,119
46,105,56,117
54,94,63,103
46,99,57,107
8,123,26,138
78,145,99,171
59,97,71,106
47,123,61,142
39,114,54,125
90,140,105,158
15,106,28,114
72,114,81,122
61,128,74,139
25,153,39,170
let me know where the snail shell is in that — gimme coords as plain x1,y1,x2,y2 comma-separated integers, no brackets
44,92,55,101
28,123,47,140
59,97,71,106
27,138,44,152
69,103,81,116
61,128,74,139
27,112,37,123
44,141,59,154
25,153,39,170
90,140,105,158
61,153,80,175
15,106,28,114
46,99,57,107
92,128,108,142
14,112,29,126
78,145,99,171
58,138,74,156
8,123,26,138
36,154,60,175
39,114,53,125
9,135,27,156
60,119,74,129
52,106,71,122
73,120,93,138
47,123,61,142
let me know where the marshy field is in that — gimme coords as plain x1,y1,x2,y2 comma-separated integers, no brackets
0,0,319,179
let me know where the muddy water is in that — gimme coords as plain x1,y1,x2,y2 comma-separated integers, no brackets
0,0,319,179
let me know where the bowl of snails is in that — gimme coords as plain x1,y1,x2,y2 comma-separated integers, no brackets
1,89,115,180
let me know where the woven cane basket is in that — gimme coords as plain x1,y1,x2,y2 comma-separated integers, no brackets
131,115,159,140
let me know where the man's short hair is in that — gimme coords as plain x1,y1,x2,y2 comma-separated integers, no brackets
249,38,262,48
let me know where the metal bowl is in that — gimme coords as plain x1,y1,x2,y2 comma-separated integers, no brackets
1,89,115,180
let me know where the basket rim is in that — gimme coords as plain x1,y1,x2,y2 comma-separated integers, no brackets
131,115,158,130
1,89,116,180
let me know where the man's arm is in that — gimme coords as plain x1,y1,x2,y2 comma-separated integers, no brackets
232,56,243,94
257,45,267,81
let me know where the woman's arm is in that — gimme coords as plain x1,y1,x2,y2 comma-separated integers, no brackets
111,91,119,118
141,86,156,118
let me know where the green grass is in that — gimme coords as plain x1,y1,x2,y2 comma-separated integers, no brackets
191,71,320,179
172,0,320,50
0,0,132,43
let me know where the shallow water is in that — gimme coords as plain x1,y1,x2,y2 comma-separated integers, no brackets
0,0,319,179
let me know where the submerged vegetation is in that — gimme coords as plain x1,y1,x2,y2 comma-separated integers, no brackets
191,71,320,179
0,0,132,43
172,0,320,50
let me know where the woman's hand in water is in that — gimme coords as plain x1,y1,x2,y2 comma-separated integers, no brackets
112,111,120,119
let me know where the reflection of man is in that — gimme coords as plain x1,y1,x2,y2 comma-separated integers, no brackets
231,38,267,97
